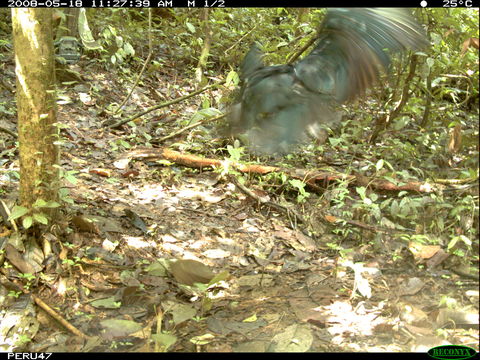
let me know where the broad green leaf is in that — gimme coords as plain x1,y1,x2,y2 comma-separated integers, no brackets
151,333,177,351
33,213,48,225
23,216,33,229
32,199,48,208
8,206,29,221
186,22,195,33
124,42,135,56
45,201,61,208
91,297,122,309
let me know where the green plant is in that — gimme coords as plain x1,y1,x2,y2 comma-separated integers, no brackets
15,334,32,347
18,273,35,290
288,179,310,203
8,199,60,229
8,290,21,298
353,186,381,221
62,256,81,268
99,25,136,65
178,271,230,314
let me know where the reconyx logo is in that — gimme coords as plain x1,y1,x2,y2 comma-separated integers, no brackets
428,345,477,360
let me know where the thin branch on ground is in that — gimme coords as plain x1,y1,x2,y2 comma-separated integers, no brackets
105,81,224,129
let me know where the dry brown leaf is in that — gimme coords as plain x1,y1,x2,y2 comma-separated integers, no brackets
71,215,100,234
324,215,337,223
169,259,215,286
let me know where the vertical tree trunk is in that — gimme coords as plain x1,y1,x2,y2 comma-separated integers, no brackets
55,8,80,39
12,9,59,222
195,9,212,87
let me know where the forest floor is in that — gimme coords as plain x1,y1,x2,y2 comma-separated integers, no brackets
0,46,479,353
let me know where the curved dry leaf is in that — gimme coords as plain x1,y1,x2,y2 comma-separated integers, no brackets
270,324,313,352
100,319,142,339
169,259,215,286
71,215,100,234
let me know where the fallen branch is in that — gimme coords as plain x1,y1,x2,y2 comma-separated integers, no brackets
32,295,91,339
126,147,441,194
434,178,478,185
322,214,415,234
0,272,91,340
127,147,279,174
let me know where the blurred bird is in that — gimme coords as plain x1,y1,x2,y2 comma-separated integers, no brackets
230,8,428,153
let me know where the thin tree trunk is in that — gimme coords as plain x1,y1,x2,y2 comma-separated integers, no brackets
12,9,60,223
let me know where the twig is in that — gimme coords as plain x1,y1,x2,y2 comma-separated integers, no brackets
441,74,474,108
225,25,258,54
151,113,225,144
32,295,91,339
230,174,306,224
0,272,90,339
105,81,224,129
0,78,15,93
0,200,18,232
113,9,153,115
323,214,415,234
287,30,318,64
0,126,17,138
369,53,418,143
434,178,478,185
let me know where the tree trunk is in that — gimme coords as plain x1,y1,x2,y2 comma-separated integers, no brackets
194,9,212,87
12,9,60,224
55,8,80,39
